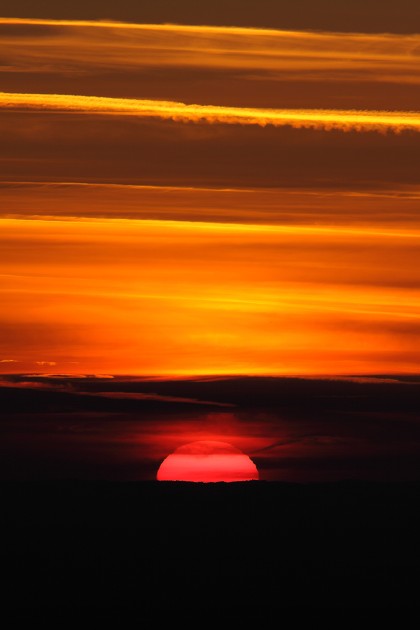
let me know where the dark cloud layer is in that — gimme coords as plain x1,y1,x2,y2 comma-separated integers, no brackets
1,375,420,482
2,113,420,190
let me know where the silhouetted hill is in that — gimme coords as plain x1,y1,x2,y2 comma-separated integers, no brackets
1,481,419,610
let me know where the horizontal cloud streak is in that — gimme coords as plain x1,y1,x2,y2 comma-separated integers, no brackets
3,182,420,227
78,390,235,407
1,18,420,71
2,92,420,133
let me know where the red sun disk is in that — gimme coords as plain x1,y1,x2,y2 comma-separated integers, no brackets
157,440,259,482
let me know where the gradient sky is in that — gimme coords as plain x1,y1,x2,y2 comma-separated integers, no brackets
1,2,420,483
1,9,420,376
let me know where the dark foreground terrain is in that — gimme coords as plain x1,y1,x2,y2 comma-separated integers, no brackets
1,481,419,611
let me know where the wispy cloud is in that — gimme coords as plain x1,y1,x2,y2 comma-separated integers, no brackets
78,391,235,407
0,378,62,389
2,181,420,227
22,374,115,379
1,19,419,81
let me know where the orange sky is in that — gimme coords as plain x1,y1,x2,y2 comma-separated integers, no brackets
1,216,419,374
1,16,420,375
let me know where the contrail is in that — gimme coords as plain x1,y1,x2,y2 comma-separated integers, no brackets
0,16,287,35
1,91,420,133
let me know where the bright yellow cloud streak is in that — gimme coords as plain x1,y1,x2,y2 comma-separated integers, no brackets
2,92,420,133
0,17,397,37
3,216,420,239
1,17,286,33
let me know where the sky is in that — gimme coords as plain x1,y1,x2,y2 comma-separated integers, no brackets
1,2,420,481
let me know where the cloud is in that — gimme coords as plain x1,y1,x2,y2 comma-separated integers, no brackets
35,361,57,366
0,378,62,390
0,376,231,405
2,107,419,191
3,181,420,227
0,358,18,363
23,374,114,379
1,19,419,77
78,390,235,407
1,2,420,35
2,91,420,134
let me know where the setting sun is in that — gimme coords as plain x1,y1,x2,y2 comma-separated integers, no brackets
157,441,259,482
